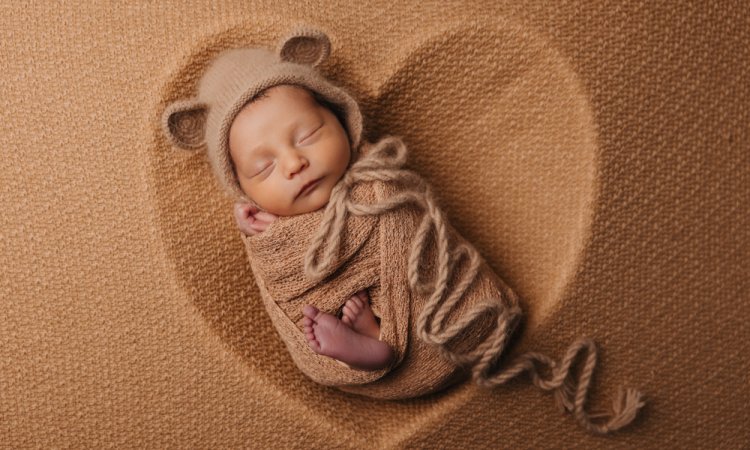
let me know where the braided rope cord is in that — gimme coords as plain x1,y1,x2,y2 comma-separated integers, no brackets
303,136,645,434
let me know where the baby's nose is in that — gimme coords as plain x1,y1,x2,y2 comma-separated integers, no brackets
282,150,309,176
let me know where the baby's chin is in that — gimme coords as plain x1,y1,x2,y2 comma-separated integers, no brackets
287,177,339,215
291,189,331,215
255,189,332,217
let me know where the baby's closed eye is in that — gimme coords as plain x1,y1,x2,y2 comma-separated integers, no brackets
300,123,324,143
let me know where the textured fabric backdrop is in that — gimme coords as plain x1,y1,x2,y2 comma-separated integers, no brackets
1,1,748,448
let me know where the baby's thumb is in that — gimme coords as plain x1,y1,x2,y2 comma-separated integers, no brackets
234,202,255,220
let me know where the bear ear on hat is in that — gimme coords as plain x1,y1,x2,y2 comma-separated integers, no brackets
161,97,208,150
276,24,331,68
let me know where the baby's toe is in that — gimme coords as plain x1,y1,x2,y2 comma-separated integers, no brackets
344,300,360,316
343,308,358,325
353,296,367,309
307,338,321,353
342,306,354,321
302,304,319,319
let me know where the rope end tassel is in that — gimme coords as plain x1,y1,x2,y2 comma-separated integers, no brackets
475,337,647,435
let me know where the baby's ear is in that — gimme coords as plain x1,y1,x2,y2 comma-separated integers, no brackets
161,97,208,150
276,24,331,68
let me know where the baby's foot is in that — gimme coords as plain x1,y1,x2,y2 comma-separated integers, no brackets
340,290,381,340
302,305,394,371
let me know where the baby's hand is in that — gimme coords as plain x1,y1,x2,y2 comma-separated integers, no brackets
234,202,278,236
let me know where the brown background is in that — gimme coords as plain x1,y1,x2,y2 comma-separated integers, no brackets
1,1,748,448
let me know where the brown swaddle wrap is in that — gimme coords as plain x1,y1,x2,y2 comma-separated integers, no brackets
242,136,645,434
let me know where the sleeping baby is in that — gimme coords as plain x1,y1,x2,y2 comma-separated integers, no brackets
161,24,644,434
230,82,396,372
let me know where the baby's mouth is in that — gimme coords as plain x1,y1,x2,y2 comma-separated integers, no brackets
297,177,323,199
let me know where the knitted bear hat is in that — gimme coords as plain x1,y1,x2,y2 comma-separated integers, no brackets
161,24,364,203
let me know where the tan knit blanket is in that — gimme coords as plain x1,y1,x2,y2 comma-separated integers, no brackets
242,136,643,433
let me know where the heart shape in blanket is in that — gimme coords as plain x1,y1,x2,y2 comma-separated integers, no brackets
150,18,597,396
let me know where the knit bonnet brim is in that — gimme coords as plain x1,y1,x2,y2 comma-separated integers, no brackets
161,24,364,203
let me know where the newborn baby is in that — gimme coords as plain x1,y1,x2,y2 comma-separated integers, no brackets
161,25,644,433
229,83,395,371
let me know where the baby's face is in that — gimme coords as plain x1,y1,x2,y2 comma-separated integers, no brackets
228,84,351,216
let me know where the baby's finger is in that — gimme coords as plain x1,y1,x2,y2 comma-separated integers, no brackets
234,212,250,229
233,203,245,219
248,221,269,232
237,223,258,236
241,200,259,211
254,211,278,223
234,203,255,220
